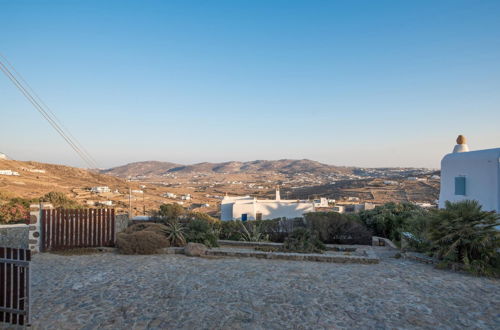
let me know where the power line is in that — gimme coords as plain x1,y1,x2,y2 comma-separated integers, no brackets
0,54,99,168
0,55,99,169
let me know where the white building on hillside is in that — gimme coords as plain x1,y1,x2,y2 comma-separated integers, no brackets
0,152,7,160
221,188,314,221
0,170,20,176
439,135,500,212
91,186,111,193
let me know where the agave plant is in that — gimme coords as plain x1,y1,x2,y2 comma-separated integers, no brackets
429,200,500,276
164,221,186,247
240,222,269,242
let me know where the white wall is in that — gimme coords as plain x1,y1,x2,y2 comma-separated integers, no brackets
439,148,500,212
221,197,314,221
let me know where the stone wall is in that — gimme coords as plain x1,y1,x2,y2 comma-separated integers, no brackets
115,213,130,236
0,224,29,249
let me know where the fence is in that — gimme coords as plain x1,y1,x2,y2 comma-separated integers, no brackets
41,209,115,251
0,247,30,326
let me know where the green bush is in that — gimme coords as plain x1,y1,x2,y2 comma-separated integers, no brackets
220,220,245,241
305,212,372,245
357,202,428,242
283,228,325,254
428,200,500,276
185,218,219,247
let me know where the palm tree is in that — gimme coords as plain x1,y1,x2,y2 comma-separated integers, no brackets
429,200,500,275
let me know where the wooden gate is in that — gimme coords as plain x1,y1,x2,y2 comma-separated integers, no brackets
41,209,115,251
0,247,31,326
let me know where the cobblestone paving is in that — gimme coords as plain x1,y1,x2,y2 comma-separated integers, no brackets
29,248,499,329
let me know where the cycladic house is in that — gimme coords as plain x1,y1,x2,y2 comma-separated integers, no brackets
439,135,500,212
220,188,315,221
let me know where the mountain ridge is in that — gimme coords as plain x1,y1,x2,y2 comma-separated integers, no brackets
102,159,363,178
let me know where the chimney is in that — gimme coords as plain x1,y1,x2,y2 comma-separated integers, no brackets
452,135,469,153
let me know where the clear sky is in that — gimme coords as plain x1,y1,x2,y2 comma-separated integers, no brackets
1,0,499,169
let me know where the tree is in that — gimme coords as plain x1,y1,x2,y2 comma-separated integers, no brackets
157,203,185,220
429,200,500,276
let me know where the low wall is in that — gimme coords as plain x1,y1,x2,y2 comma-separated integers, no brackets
0,224,29,249
115,213,130,235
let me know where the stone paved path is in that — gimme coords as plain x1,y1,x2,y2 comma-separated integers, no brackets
29,248,499,329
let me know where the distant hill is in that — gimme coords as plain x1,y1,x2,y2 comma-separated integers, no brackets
102,159,354,177
0,158,138,201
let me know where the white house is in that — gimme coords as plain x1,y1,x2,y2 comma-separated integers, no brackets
439,135,500,212
0,152,8,160
0,170,20,176
91,186,111,193
220,188,314,221
313,197,329,208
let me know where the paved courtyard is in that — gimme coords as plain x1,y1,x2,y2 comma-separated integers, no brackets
29,248,499,329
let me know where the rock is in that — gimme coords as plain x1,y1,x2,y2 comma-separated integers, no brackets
184,243,207,257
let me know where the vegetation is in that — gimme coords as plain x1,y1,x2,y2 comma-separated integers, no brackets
282,228,326,254
359,200,500,277
116,223,170,254
240,221,269,242
164,221,187,247
157,203,186,220
0,202,29,224
305,212,372,245
357,202,428,243
40,191,81,209
185,218,219,247
428,200,500,276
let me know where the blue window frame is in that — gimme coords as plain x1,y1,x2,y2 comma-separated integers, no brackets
241,213,248,221
455,176,466,195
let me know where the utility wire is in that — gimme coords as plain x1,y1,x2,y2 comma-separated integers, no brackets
0,53,99,168
0,55,99,169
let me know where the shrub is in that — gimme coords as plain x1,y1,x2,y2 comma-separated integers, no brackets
116,231,169,254
305,212,372,245
157,203,185,220
40,191,80,209
185,218,219,247
0,202,29,224
357,202,428,242
283,228,325,253
220,221,245,241
428,200,500,276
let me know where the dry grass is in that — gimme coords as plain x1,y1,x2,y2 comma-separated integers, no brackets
116,230,169,255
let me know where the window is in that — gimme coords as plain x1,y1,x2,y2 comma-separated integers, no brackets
241,213,248,221
455,176,466,195
256,213,262,221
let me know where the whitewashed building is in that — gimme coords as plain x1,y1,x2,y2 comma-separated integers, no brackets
220,188,314,221
439,135,500,212
313,198,329,208
0,170,20,176
91,186,111,193
0,152,8,160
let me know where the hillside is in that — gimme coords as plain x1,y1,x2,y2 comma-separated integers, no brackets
102,159,354,178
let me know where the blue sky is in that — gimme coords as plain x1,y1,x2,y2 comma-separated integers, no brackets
1,0,499,168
